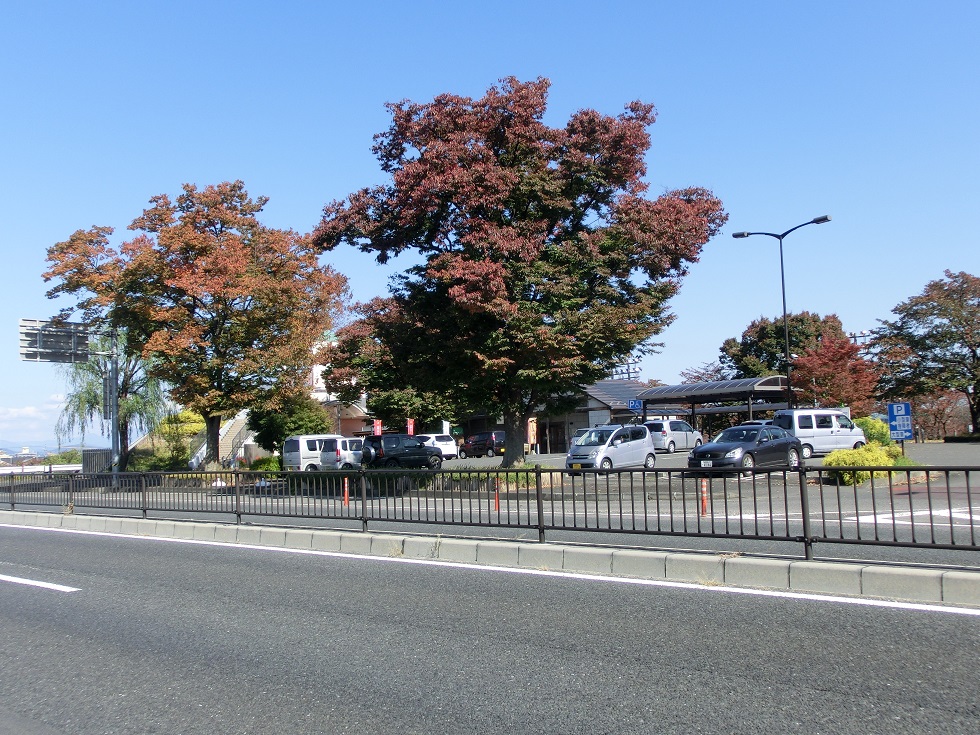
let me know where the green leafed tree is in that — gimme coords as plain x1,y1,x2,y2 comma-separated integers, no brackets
56,333,169,471
875,270,980,431
247,393,335,454
44,181,349,468
313,77,727,466
720,312,847,378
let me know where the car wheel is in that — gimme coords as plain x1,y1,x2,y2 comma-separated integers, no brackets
304,464,318,472
695,439,702,447
384,459,399,468
428,455,443,470
853,441,865,450
341,463,352,470
801,445,813,460
458,449,467,459
787,448,800,469
740,453,755,476
486,448,495,457
666,441,675,454
600,458,613,470
643,454,656,469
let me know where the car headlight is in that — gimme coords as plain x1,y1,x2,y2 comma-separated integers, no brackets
687,450,695,459
724,447,744,459
588,449,599,459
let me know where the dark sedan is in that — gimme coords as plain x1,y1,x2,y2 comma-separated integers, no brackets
688,425,803,473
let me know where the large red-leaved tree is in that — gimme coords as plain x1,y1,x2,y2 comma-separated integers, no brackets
44,181,348,466
313,78,727,466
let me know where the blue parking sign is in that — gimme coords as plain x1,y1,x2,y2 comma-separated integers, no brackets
628,399,642,412
887,402,914,441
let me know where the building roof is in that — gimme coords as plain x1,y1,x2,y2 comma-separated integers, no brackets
637,376,789,405
585,379,649,409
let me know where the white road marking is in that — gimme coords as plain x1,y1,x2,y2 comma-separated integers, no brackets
2,522,978,616
0,572,80,592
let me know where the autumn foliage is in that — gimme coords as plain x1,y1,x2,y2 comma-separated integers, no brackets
314,77,726,465
791,334,878,415
44,181,348,465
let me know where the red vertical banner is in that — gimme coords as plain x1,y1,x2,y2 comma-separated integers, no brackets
407,418,415,435
373,420,382,435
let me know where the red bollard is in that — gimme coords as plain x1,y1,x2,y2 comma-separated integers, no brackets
343,477,350,507
494,477,500,511
700,478,708,516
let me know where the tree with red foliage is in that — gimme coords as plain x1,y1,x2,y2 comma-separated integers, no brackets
314,78,727,466
791,334,878,415
44,181,348,466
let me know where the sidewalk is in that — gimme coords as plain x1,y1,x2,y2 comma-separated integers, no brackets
3,508,979,609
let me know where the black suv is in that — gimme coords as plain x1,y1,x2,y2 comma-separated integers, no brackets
459,430,506,458
362,434,443,469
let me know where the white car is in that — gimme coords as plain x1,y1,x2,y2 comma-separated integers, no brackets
416,434,458,460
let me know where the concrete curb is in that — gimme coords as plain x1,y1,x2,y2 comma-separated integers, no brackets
3,510,978,607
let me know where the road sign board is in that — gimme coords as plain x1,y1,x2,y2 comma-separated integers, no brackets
887,402,914,441
628,399,643,412
19,319,91,363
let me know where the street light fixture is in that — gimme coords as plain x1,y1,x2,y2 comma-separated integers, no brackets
732,215,831,408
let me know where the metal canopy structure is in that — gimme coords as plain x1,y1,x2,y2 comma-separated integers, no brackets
637,376,789,423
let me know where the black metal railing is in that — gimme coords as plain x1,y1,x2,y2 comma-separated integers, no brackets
2,465,977,560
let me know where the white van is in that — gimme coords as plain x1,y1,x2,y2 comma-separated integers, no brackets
772,409,866,459
282,434,344,471
565,425,657,471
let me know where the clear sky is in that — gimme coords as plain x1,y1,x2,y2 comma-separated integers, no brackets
2,0,978,450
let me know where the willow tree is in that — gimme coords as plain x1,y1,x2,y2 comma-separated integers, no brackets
56,333,169,471
44,181,349,466
314,78,727,466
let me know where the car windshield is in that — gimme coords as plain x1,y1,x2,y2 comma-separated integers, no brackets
716,428,759,443
574,429,614,447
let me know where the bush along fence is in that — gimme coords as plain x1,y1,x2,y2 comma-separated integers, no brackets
1,465,977,561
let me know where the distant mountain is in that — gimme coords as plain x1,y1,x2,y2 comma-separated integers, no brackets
0,439,110,456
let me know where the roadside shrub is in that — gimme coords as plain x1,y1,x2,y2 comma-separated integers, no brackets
250,456,282,471
944,433,980,443
822,443,894,485
854,417,892,446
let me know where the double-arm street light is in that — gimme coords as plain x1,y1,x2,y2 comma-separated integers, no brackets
732,215,832,409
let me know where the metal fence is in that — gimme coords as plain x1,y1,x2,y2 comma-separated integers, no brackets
2,465,977,560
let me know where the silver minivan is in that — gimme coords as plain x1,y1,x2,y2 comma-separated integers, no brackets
282,434,341,472
319,436,363,470
644,420,703,453
565,425,657,471
772,409,866,459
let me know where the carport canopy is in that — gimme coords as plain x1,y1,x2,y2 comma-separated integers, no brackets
637,376,789,421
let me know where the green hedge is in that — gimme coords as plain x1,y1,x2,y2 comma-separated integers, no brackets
822,443,907,485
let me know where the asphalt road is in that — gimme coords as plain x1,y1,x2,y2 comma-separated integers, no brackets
1,526,978,734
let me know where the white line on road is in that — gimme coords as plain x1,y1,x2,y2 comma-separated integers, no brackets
2,523,979,615
0,573,80,593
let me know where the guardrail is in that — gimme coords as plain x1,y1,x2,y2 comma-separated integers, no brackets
2,465,976,560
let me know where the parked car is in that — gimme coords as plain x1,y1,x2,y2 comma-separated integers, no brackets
416,434,458,460
644,420,703,453
688,425,803,473
318,437,363,470
361,434,443,469
459,430,505,458
282,434,345,472
740,419,773,426
565,424,657,471
772,408,866,459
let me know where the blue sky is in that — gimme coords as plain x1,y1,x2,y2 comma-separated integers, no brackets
2,0,978,449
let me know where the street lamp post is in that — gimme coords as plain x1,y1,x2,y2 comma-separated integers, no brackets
732,215,831,409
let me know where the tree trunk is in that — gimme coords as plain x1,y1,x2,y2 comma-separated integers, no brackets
204,414,222,469
501,413,528,469
118,421,131,472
